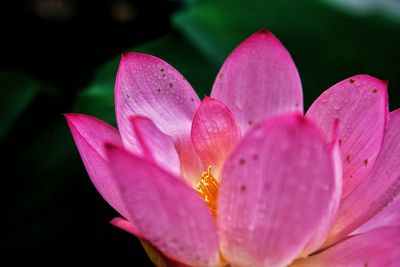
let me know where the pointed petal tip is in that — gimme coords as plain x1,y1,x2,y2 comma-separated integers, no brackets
120,52,147,66
120,51,135,63
253,28,274,37
63,113,71,119
121,51,141,60
64,113,79,132
257,28,269,34
110,217,143,237
115,48,199,135
200,96,225,106
63,112,80,121
63,113,105,123
202,95,213,102
120,52,136,64
120,51,160,63
63,113,73,124
211,29,303,133
64,114,128,217
115,49,202,183
110,217,121,225
247,28,279,42
64,113,99,130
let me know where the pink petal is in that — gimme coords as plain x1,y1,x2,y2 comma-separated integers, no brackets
292,227,400,267
140,240,190,267
353,195,400,235
191,97,241,177
106,145,220,266
115,52,200,135
111,218,189,267
210,29,303,133
324,109,400,246
301,136,343,257
306,74,388,199
65,114,128,217
110,217,142,238
115,52,202,183
174,134,204,186
218,114,340,267
130,116,180,176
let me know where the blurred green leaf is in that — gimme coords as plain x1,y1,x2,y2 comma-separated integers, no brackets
8,120,79,218
323,0,400,23
173,0,400,109
74,34,217,125
0,71,41,140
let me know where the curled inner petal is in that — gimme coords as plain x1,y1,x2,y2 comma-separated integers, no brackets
196,166,219,216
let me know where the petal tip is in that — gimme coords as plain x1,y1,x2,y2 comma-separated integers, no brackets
202,95,212,100
120,52,160,64
64,113,89,128
110,217,124,227
63,113,79,121
121,51,139,59
110,217,142,238
64,113,77,131
256,28,271,35
248,28,278,42
120,52,135,63
63,113,73,123
120,52,141,64
201,96,224,106
121,51,128,59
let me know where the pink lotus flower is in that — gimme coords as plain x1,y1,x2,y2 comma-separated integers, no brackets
66,30,400,267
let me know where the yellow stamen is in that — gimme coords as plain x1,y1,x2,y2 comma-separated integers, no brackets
196,166,219,217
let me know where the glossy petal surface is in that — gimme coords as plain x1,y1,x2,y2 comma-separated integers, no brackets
191,97,241,176
218,115,339,267
115,52,203,182
65,114,128,217
107,145,219,266
131,116,180,176
307,75,387,199
111,218,188,267
211,30,303,133
292,227,400,267
325,109,400,246
353,194,400,235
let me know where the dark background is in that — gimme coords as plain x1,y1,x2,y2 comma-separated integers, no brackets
1,0,399,265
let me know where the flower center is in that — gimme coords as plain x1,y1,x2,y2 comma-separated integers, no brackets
195,166,219,216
